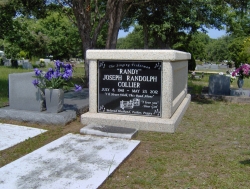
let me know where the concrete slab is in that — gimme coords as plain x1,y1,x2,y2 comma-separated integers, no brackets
0,123,47,151
81,94,191,133
80,124,138,139
0,133,140,189
0,89,89,126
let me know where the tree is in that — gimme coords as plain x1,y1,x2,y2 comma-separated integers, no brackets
116,25,144,49
0,0,15,40
225,0,250,36
188,32,211,61
3,9,82,60
124,0,229,49
57,0,150,78
39,11,82,59
228,37,245,67
3,0,249,78
239,37,250,63
206,36,231,63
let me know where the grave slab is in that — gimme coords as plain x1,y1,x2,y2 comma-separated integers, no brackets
0,123,47,151
80,124,138,139
0,89,89,126
230,89,250,97
0,133,140,189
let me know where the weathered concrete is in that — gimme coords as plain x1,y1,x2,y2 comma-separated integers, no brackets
0,133,140,189
0,123,47,151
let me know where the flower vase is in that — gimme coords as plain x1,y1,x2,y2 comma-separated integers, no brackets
45,89,64,113
39,89,46,111
237,77,244,89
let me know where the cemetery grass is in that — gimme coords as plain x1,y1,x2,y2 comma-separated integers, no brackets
1,100,250,188
101,100,250,189
1,70,250,188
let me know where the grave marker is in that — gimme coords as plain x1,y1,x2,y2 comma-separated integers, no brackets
9,72,45,111
208,75,230,95
81,50,191,133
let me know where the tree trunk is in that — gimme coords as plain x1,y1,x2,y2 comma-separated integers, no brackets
105,0,124,49
72,0,92,80
143,21,149,49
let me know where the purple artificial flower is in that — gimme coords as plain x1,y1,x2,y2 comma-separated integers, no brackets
55,60,63,70
45,68,54,80
65,69,73,77
34,68,42,76
64,63,72,70
62,69,72,80
32,79,39,87
53,70,61,78
74,84,82,92
32,60,80,90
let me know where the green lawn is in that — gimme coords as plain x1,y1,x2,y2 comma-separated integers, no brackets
0,66,250,188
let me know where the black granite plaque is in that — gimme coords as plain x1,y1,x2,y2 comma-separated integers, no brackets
98,61,162,117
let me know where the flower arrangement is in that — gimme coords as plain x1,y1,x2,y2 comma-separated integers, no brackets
32,60,82,91
232,64,250,79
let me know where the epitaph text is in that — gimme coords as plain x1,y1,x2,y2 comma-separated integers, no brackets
98,61,162,117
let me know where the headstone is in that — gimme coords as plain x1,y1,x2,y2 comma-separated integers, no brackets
195,65,202,70
81,50,191,133
9,72,45,111
208,75,230,95
43,59,51,64
18,60,24,66
210,64,219,69
22,62,33,69
219,64,228,69
4,59,11,67
203,64,210,69
40,59,51,66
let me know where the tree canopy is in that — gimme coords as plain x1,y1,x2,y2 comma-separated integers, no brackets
1,0,250,73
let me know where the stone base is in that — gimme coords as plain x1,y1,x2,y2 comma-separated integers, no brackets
230,89,250,97
0,89,89,126
80,124,138,139
81,94,191,133
0,107,76,126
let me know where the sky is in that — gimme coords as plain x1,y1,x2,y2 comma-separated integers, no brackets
118,28,227,39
